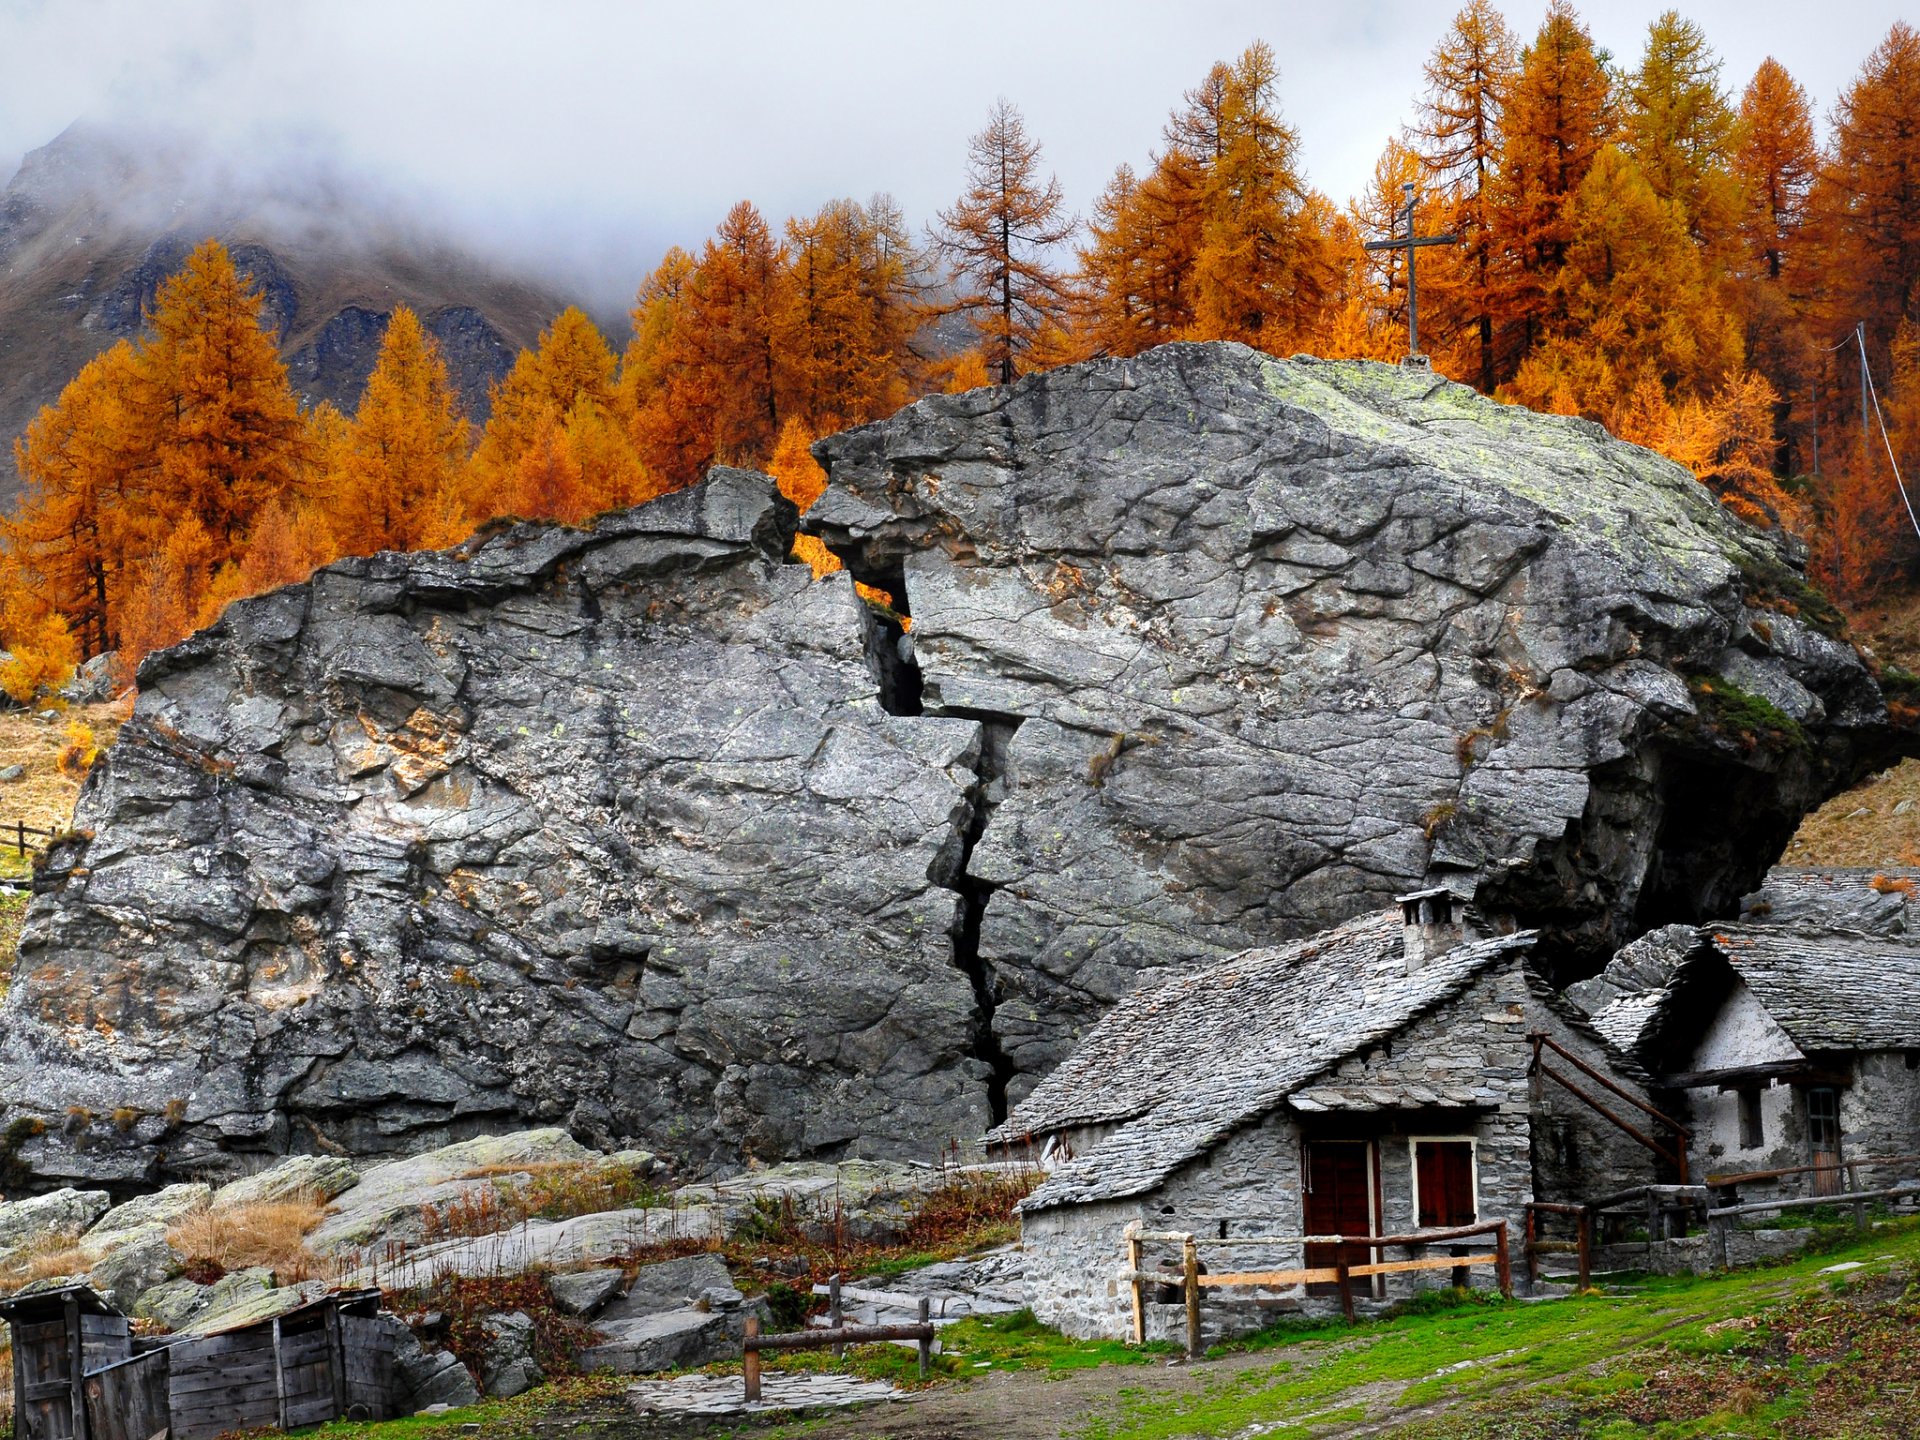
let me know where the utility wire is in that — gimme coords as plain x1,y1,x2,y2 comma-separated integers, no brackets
1822,325,1920,542
1858,337,1920,542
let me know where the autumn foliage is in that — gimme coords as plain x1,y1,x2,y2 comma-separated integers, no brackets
7,9,1920,694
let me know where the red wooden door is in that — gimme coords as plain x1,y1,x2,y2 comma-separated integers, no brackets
1303,1140,1377,1295
1806,1088,1843,1197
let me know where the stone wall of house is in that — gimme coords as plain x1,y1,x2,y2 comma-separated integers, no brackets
1523,991,1669,1204
1687,1082,1806,1193
1020,1196,1149,1339
1839,1053,1920,1189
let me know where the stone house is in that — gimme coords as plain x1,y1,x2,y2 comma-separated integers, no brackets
986,893,1665,1340
1571,902,1920,1198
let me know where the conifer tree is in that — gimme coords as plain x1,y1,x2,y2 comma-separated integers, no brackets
778,197,920,433
140,240,308,566
323,306,470,555
1511,145,1741,417
1187,43,1333,349
1734,58,1816,284
1491,0,1616,358
6,342,146,656
1408,0,1519,389
1622,11,1742,257
1806,22,1920,369
931,101,1076,382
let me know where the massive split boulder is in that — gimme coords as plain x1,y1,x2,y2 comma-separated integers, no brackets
0,343,1909,1185
808,343,1912,1087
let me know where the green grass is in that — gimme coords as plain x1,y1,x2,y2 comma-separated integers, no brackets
1073,1219,1920,1440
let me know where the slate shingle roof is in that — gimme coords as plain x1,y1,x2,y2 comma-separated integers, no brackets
1578,918,1920,1063
987,910,1534,1212
1710,924,1920,1052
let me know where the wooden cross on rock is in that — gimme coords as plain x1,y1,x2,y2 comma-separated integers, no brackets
1364,182,1459,364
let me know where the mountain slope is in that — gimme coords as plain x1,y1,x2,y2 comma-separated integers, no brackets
0,124,580,498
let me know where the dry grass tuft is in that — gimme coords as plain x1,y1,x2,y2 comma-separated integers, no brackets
0,1230,92,1292
166,1194,328,1281
0,701,122,840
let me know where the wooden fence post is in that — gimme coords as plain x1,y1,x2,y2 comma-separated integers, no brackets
1335,1253,1355,1323
1709,1212,1730,1270
828,1273,843,1360
1182,1235,1201,1358
743,1315,761,1403
1494,1221,1512,1299
1523,1207,1537,1289
916,1297,931,1380
1127,1226,1145,1345
1576,1207,1592,1290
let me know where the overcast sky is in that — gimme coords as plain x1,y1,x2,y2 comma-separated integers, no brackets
0,1,1909,311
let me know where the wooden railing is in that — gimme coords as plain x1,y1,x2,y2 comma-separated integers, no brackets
740,1299,934,1401
1529,1032,1692,1182
1123,1220,1512,1354
2,819,54,857
1524,1184,1707,1289
1705,1179,1920,1268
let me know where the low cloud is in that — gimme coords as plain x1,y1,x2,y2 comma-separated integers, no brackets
0,1,1904,313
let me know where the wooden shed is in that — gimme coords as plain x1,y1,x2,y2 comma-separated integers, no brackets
2,1285,395,1440
0,1286,140,1440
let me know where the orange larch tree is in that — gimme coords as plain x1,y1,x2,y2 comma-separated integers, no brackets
930,100,1077,383
1408,0,1520,390
1490,0,1616,364
140,240,308,567
321,305,471,556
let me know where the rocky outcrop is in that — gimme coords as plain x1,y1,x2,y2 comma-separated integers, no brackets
0,470,992,1185
810,344,1912,1089
0,344,1909,1182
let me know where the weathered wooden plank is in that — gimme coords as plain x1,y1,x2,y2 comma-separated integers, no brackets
168,1361,279,1394
286,1394,338,1427
168,1345,277,1377
77,1317,127,1338
168,1330,278,1361
83,1349,169,1440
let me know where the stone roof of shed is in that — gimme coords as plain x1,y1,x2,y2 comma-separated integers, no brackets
1710,925,1920,1052
989,910,1534,1212
1577,917,1920,1061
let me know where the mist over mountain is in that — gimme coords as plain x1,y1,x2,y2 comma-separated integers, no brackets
0,122,584,498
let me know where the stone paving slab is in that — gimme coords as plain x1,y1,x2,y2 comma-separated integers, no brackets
627,1371,900,1415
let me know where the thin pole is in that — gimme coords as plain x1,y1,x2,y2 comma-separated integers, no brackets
1404,183,1419,358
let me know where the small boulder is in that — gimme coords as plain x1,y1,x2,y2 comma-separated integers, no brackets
88,1182,212,1238
0,1188,112,1262
577,1309,735,1376
479,1311,542,1398
87,1227,185,1311
381,1315,482,1412
133,1277,213,1330
597,1253,734,1322
547,1267,624,1318
211,1155,358,1211
0,764,23,783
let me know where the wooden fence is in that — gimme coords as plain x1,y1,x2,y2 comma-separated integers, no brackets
1705,1179,1920,1269
2,819,55,857
739,1295,934,1402
1524,1183,1708,1289
1123,1220,1512,1355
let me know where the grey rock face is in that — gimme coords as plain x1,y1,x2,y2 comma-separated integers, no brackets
211,1155,359,1210
0,344,1909,1177
87,1182,210,1237
383,1315,483,1412
578,1306,753,1376
0,1188,110,1260
0,470,991,1184
809,344,1913,1095
599,1254,735,1322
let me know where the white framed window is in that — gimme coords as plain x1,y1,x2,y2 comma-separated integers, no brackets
1408,1135,1480,1228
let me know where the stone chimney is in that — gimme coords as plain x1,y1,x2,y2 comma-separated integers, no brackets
1396,887,1465,971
